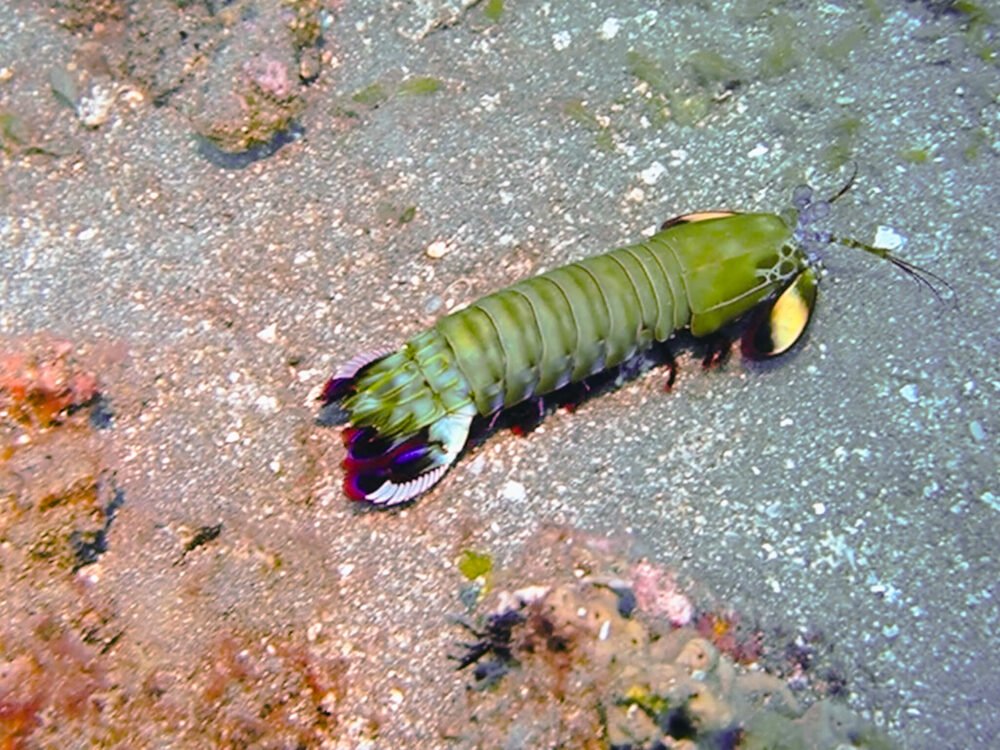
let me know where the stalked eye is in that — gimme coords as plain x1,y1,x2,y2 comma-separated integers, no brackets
741,267,818,359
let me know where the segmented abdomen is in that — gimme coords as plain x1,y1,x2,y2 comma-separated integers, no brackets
435,236,693,416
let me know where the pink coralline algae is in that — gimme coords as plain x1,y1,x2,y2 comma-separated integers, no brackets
243,56,294,99
631,560,694,627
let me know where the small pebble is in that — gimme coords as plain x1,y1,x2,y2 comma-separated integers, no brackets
501,480,526,502
598,18,621,40
426,240,449,259
981,492,999,512
424,295,443,314
388,688,404,708
874,225,906,250
639,161,666,185
668,148,688,166
552,30,572,50
255,394,278,412
968,420,985,442
598,620,611,640
257,323,278,343
77,82,116,127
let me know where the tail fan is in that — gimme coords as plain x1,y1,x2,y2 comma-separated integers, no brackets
322,341,476,506
341,406,475,506
320,350,395,405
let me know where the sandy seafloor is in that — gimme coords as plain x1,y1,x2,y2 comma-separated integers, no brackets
1,1,997,748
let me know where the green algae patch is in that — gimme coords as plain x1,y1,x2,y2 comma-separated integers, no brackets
0,110,30,153
819,25,868,68
759,14,803,79
398,205,418,225
352,76,443,109
483,0,503,23
963,128,988,162
862,0,885,25
0,109,72,157
626,50,670,94
399,76,443,96
953,1,997,63
374,202,418,227
626,48,742,128
352,83,389,107
824,116,863,171
563,99,601,130
899,147,930,164
562,99,615,151
458,549,493,581
686,50,742,88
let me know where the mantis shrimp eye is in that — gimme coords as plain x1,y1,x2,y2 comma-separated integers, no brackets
741,267,818,359
792,185,813,210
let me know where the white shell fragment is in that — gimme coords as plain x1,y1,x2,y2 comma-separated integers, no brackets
598,18,621,40
639,161,667,185
501,480,527,502
426,240,450,259
874,225,906,250
552,31,572,51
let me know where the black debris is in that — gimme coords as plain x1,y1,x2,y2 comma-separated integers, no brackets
185,523,223,553
71,482,125,571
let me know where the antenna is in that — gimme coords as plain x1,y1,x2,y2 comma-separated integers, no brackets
793,164,954,305
829,235,955,304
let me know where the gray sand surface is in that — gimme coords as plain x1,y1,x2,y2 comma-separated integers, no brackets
1,1,996,747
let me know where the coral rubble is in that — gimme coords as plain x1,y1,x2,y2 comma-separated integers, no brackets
446,528,894,750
